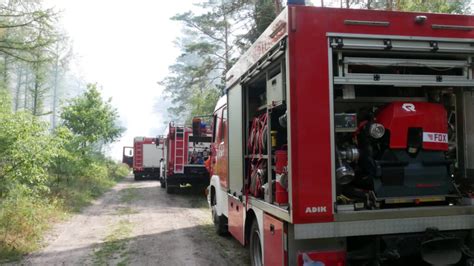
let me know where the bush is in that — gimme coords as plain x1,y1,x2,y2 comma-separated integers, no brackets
0,186,62,260
0,86,127,261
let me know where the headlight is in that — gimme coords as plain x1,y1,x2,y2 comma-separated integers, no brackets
369,123,385,139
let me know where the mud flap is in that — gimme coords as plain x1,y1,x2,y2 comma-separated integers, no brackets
421,237,462,265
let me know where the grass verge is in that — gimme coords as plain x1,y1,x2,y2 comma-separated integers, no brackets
0,164,130,263
120,186,138,204
93,220,133,265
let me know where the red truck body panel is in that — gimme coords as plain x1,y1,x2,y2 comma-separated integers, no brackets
133,137,159,172
286,6,474,224
264,213,285,266
376,102,449,151
214,5,474,265
212,105,229,189
165,126,191,176
228,197,245,245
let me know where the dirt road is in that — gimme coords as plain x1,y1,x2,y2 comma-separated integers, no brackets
21,176,249,265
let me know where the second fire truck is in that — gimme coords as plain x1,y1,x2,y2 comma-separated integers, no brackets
161,120,212,193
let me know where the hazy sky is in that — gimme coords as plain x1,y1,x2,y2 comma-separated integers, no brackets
46,1,195,160
46,1,473,161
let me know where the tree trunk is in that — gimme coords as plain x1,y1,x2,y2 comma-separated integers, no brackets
14,68,23,112
222,0,231,92
23,72,29,110
3,55,8,88
52,49,60,128
395,0,401,10
32,72,39,116
273,0,282,14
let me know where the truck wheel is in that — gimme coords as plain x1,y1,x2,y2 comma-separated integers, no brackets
249,219,263,266
134,174,140,181
212,204,228,236
160,180,166,188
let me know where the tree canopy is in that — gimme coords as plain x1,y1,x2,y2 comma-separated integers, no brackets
159,0,282,122
60,84,124,148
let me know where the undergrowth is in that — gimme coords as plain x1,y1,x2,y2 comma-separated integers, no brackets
0,89,129,262
93,220,133,265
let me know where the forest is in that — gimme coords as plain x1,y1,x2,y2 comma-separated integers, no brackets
0,1,127,260
0,0,471,261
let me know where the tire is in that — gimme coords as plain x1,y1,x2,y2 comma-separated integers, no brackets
212,204,228,236
134,174,140,181
160,180,166,188
249,219,263,266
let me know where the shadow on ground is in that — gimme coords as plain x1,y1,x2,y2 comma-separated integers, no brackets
22,225,250,266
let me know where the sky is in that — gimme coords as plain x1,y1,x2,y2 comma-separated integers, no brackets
46,0,473,161
46,1,195,160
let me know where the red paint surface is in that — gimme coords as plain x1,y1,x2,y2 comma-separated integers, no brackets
376,102,448,151
211,106,228,189
297,250,346,266
133,137,157,172
287,6,473,224
264,214,285,266
165,124,192,176
228,196,245,245
224,5,474,225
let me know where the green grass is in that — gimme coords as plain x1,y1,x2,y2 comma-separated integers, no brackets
0,195,65,263
115,207,138,216
54,175,121,213
0,164,130,262
93,220,133,265
120,186,138,204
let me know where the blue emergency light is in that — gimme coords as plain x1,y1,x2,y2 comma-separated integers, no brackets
287,0,305,5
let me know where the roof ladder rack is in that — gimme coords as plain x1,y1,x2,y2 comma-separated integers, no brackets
174,127,185,174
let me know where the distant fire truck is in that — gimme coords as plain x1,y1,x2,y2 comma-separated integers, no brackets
161,120,212,193
132,137,163,180
207,4,474,265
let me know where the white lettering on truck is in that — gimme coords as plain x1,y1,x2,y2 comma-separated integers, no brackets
402,103,416,112
305,206,327,213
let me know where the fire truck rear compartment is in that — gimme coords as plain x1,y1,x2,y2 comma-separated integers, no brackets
331,39,474,210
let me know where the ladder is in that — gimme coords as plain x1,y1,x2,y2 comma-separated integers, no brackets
174,126,186,174
134,144,142,169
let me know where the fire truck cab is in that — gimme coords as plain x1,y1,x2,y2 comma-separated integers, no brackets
208,4,474,266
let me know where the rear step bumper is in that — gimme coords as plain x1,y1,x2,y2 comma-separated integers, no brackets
166,173,210,186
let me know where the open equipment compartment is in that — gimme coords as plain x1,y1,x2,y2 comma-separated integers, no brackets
243,50,289,208
330,34,474,211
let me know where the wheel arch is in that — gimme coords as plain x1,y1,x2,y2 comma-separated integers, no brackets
209,175,227,217
210,185,216,205
245,209,257,246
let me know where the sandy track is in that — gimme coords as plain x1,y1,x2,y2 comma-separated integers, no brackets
19,176,249,266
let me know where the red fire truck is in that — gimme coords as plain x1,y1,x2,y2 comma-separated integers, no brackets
208,4,474,265
132,137,163,180
161,121,212,193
